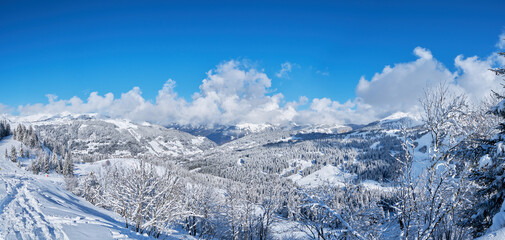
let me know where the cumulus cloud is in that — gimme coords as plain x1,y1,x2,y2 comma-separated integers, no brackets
295,98,375,125
17,61,303,126
306,45,504,124
10,39,505,126
292,45,504,125
355,47,455,118
276,62,293,78
454,54,502,102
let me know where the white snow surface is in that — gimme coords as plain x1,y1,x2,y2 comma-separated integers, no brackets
235,123,273,133
291,165,354,188
0,137,191,240
297,124,351,134
12,112,98,124
477,227,505,240
102,119,138,130
486,200,505,237
360,180,395,192
380,111,422,124
479,154,493,168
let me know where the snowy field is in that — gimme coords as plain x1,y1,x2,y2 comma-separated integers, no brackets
0,137,191,240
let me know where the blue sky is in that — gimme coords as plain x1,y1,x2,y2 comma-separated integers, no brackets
1,0,505,125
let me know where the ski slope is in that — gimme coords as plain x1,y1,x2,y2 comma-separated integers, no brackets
0,137,188,240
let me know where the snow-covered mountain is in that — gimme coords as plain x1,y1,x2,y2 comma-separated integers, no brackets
172,123,278,145
174,122,352,145
15,113,216,160
171,112,419,146
295,123,352,134
360,112,422,131
186,115,428,190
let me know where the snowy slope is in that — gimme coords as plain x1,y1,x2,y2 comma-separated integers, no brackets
13,114,216,159
360,112,422,131
0,136,189,240
289,165,354,187
296,124,352,134
477,228,505,240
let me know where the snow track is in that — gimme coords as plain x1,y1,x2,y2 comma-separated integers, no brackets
0,137,163,240
0,176,62,239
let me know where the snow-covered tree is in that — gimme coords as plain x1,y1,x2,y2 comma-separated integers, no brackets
0,120,10,139
63,151,74,176
391,83,479,239
42,154,50,174
82,171,102,205
31,159,40,174
394,129,470,240
19,146,24,158
295,184,372,240
420,82,468,156
468,52,505,236
90,160,191,237
183,184,220,238
10,146,17,163
50,153,59,173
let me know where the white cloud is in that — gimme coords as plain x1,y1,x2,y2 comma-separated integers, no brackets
356,46,455,118
276,62,293,78
298,45,504,124
413,46,433,60
17,61,302,126
454,54,502,102
295,98,375,125
497,33,505,49
11,40,505,127
0,103,12,114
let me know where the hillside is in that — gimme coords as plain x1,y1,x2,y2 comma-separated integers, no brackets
0,136,197,240
14,113,216,160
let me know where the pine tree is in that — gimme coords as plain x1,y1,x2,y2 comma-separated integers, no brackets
29,131,37,148
469,52,505,236
16,125,24,142
4,149,7,160
31,159,40,174
0,121,9,139
19,147,24,158
83,171,101,205
51,153,58,173
10,146,17,163
57,157,63,174
43,154,50,174
63,151,74,176
28,125,33,136
23,132,29,145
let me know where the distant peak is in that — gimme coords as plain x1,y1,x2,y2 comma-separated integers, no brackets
380,111,421,122
235,123,274,133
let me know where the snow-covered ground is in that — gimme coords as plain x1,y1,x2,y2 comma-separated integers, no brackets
477,227,505,240
289,165,355,188
0,137,191,240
